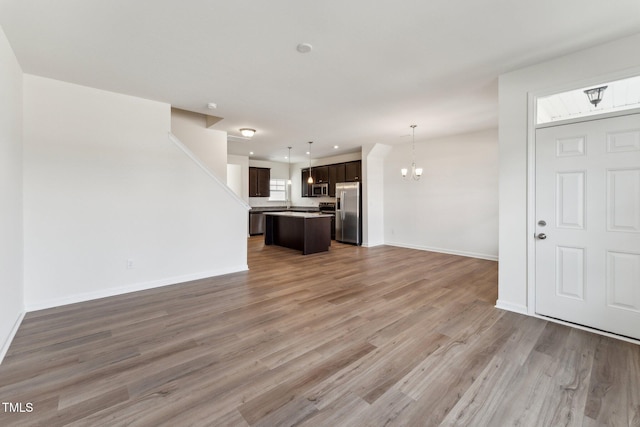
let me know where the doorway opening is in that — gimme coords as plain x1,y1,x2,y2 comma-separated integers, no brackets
531,74,640,340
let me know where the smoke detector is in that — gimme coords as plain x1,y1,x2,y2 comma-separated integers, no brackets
296,43,312,53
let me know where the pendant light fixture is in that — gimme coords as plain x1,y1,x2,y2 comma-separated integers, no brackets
401,125,423,180
307,141,314,184
287,146,292,206
287,147,292,185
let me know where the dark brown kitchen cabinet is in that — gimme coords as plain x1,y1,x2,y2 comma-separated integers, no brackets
301,160,361,197
249,167,270,197
328,163,345,197
301,168,311,197
313,166,329,184
345,161,361,182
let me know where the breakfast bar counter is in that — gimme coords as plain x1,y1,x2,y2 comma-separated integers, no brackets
264,212,332,255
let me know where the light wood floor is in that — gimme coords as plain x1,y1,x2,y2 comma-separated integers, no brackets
1,237,639,426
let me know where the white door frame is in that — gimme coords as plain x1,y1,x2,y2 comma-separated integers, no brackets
525,68,640,342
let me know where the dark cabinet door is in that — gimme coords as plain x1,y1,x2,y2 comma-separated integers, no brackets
345,161,361,182
314,166,329,183
328,163,345,197
249,167,258,197
249,167,270,197
257,168,270,197
301,168,311,197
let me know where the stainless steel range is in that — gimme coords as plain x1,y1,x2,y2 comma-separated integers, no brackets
318,202,336,240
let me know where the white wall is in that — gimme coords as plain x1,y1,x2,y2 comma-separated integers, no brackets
362,143,391,247
384,129,498,260
23,75,248,310
227,164,243,198
171,108,228,182
498,33,640,314
0,26,24,362
228,154,249,203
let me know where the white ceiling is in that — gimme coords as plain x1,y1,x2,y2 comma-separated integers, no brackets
1,0,639,162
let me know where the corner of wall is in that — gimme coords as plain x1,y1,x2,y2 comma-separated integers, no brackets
0,23,25,364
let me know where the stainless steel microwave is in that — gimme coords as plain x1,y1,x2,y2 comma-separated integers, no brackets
311,183,329,197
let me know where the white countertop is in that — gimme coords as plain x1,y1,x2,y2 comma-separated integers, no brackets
264,211,333,218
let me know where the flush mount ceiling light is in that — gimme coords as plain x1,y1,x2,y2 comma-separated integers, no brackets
584,85,607,107
307,141,314,184
296,43,313,53
207,102,217,110
401,125,423,181
239,128,256,138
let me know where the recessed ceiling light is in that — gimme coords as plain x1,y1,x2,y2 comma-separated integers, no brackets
249,151,254,155
296,43,312,53
334,145,339,149
207,102,217,109
306,151,310,155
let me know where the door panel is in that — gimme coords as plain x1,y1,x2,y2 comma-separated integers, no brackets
535,113,640,340
607,130,640,152
606,251,640,312
556,172,585,229
555,246,585,300
607,169,640,232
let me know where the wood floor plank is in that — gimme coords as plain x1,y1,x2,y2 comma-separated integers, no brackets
438,355,521,426
535,328,597,427
584,335,634,426
237,342,376,424
297,392,369,427
483,349,557,426
0,236,638,426
394,309,516,425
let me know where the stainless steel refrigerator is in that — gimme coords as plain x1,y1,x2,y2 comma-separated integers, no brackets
335,182,362,245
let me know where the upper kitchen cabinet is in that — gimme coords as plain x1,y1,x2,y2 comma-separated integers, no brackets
328,163,345,197
345,161,361,182
301,168,311,197
249,167,270,197
313,166,329,184
301,160,361,197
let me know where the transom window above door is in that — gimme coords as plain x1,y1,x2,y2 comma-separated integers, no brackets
537,75,640,125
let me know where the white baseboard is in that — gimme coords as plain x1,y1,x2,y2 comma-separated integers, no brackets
362,240,384,248
495,300,529,315
385,241,498,261
0,311,26,365
25,264,249,312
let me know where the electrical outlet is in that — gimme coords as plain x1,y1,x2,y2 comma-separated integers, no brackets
127,259,134,269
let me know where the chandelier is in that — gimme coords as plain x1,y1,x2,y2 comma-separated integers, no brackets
401,125,423,180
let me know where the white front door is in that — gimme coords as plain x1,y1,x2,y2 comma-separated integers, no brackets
535,113,640,340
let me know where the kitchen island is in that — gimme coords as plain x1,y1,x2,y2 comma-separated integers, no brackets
264,212,332,255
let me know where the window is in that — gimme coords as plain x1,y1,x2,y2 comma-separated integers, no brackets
269,179,287,201
537,75,640,125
